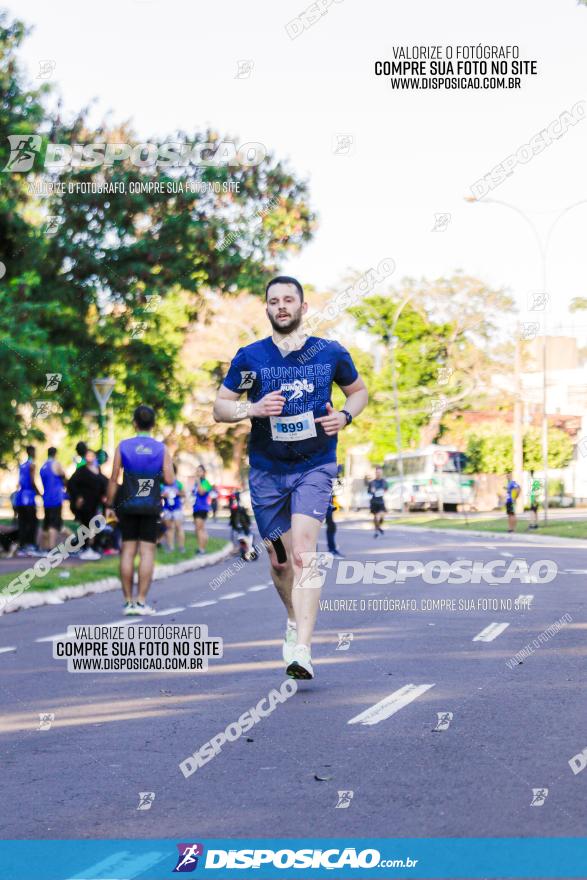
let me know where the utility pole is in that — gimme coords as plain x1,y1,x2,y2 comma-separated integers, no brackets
513,323,524,514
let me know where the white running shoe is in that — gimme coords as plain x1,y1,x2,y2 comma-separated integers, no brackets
78,548,101,561
123,602,137,616
135,602,156,615
282,620,297,665
286,644,314,680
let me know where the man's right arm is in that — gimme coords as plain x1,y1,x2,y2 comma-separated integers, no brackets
213,386,285,423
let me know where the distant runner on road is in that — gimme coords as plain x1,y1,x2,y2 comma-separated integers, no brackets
107,404,175,616
40,446,66,550
368,465,388,538
505,471,520,533
213,275,368,680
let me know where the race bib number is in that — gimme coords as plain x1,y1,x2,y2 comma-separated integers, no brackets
374,488,384,498
270,411,317,442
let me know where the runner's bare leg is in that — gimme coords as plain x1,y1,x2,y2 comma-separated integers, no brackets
267,528,294,620
120,540,138,601
291,513,324,647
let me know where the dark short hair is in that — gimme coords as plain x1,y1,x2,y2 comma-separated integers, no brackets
134,404,156,430
25,445,35,458
48,447,57,457
265,275,304,302
75,441,87,457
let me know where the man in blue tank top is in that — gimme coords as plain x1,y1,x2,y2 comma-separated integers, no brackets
40,447,66,549
107,404,175,615
214,276,368,680
15,445,40,555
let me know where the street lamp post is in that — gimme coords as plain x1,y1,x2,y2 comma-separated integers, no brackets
464,196,587,523
389,295,414,513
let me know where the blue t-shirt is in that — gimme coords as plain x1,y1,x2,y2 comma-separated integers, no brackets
222,336,358,474
40,459,65,507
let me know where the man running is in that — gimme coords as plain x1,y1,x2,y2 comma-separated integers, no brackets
214,275,368,679
107,404,175,615
368,465,388,537
161,476,186,552
15,445,40,555
40,447,66,550
504,471,521,533
192,465,212,555
528,470,541,530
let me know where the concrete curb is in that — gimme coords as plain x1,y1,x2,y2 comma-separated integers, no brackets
1,542,234,615
388,524,587,548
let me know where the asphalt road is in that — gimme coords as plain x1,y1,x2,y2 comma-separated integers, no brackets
1,522,586,842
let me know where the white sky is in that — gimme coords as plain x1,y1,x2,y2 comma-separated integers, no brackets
9,0,587,337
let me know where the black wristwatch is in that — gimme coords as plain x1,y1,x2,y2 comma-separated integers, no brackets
341,409,353,426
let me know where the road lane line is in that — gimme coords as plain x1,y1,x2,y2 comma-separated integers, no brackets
500,551,513,557
152,606,185,616
348,683,435,726
218,592,246,600
248,584,270,592
190,600,217,607
473,622,510,642
0,646,16,654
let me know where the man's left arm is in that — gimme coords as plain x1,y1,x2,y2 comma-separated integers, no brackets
106,446,122,507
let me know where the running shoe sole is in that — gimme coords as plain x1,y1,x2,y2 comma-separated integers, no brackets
286,660,313,680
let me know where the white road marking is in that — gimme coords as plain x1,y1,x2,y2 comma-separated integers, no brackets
152,606,185,616
218,592,246,600
473,622,510,642
248,584,270,592
0,646,16,654
564,569,587,574
36,632,72,643
500,551,513,557
190,600,217,607
348,683,435,726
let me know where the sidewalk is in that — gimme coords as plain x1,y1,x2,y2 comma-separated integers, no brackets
387,523,587,548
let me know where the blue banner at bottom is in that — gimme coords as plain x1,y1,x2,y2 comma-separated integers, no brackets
1,838,586,879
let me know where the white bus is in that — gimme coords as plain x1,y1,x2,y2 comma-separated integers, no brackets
382,445,474,512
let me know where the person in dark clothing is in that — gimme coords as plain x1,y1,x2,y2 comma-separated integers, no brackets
67,449,108,560
15,445,41,555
